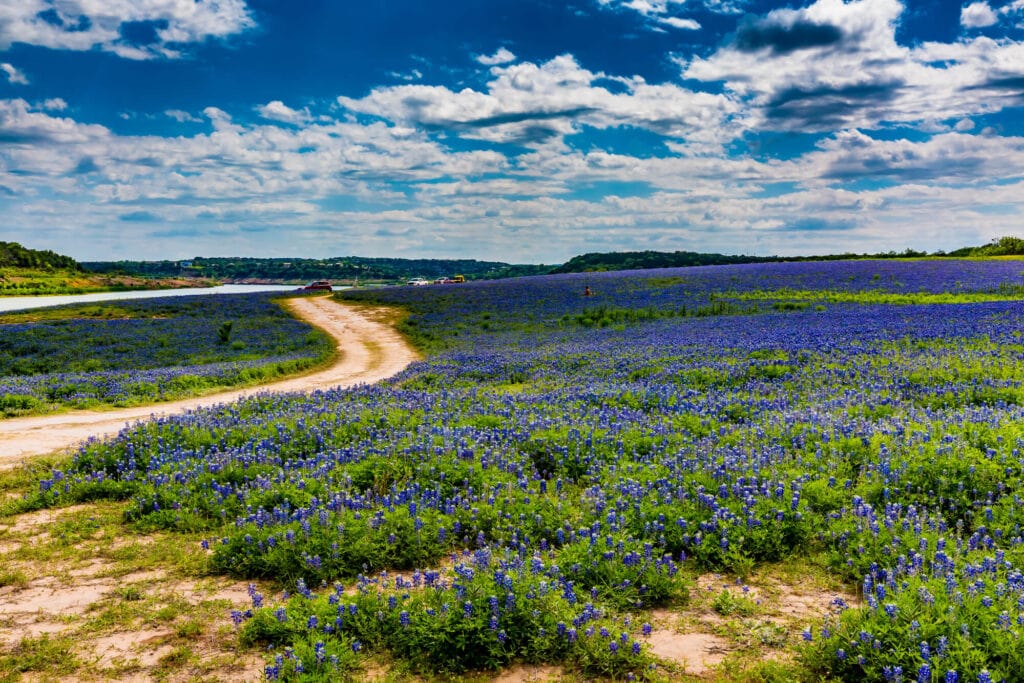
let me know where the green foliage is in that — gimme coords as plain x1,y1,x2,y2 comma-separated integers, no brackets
0,393,43,416
802,547,1024,682
0,634,79,680
0,241,80,270
950,235,1024,257
82,255,553,283
241,550,660,679
562,302,759,329
218,320,233,343
553,249,779,273
712,588,758,617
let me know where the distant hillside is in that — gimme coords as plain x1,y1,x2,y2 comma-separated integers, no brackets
0,242,216,297
83,256,552,283
946,236,1024,257
0,241,81,271
78,236,1024,285
552,250,778,273
552,246,946,273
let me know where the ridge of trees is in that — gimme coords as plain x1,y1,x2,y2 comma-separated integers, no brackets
82,256,552,282
12,235,1024,284
0,242,81,271
553,236,1024,273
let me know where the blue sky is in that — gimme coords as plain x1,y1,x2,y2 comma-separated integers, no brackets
1,0,1023,263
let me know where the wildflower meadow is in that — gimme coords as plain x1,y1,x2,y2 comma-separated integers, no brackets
0,293,333,415
12,259,1024,681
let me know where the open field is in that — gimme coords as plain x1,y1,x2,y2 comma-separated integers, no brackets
0,295,418,465
0,294,334,417
4,259,1024,681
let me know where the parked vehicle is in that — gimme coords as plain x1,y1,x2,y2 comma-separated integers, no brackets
407,278,430,286
301,280,333,292
430,275,466,285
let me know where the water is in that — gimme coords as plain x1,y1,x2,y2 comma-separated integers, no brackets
0,284,303,313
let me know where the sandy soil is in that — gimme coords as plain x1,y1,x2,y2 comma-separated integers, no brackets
0,295,419,467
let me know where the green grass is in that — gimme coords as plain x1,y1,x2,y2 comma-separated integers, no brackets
726,286,1024,305
0,634,80,682
0,266,215,297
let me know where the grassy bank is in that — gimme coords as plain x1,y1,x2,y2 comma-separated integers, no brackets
0,267,217,297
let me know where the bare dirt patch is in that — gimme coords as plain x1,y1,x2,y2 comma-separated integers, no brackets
491,664,566,682
645,629,731,676
0,500,268,681
0,579,109,617
767,581,854,623
0,617,71,646
0,503,95,534
89,629,175,669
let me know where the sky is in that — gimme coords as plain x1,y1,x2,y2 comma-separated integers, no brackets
0,0,1023,263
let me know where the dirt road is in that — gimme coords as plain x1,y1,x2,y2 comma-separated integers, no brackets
0,295,418,467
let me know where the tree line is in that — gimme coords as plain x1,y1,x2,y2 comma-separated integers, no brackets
0,242,81,271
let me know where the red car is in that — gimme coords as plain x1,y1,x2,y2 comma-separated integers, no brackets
301,280,333,292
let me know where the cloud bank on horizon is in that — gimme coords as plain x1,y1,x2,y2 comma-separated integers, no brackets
0,0,1023,262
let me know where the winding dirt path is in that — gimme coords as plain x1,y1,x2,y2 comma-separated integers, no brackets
0,295,418,467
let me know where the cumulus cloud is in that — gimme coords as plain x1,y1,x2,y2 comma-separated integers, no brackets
337,54,736,148
659,17,701,30
256,100,310,125
1,62,28,85
596,0,686,17
477,47,516,65
6,89,1024,262
0,0,255,59
961,1,998,27
685,0,1024,132
4,10,1024,262
786,129,1024,185
388,68,423,82
165,109,202,123
595,0,701,30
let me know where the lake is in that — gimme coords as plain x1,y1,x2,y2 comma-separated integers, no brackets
0,284,303,313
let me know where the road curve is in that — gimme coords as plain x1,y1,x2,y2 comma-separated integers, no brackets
0,296,419,466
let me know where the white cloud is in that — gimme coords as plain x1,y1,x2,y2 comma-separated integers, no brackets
659,16,701,30
595,0,702,31
961,1,998,27
256,101,310,125
684,0,1024,132
337,54,737,149
165,109,202,123
477,47,516,66
41,98,66,111
202,106,237,131
388,69,423,82
783,129,1024,187
0,0,255,60
1,62,28,85
3,33,1024,263
597,0,686,16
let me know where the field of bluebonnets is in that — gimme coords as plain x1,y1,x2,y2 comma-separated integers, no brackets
0,293,333,416
18,258,1024,681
